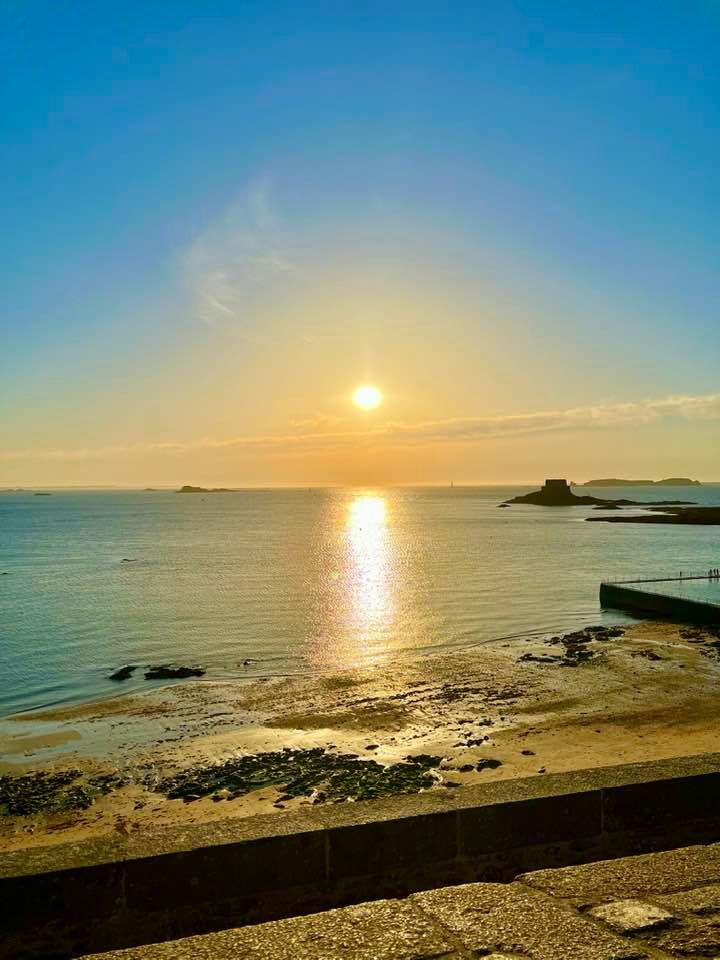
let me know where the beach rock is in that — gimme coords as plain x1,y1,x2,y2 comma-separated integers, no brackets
632,649,663,662
519,652,560,665
144,664,206,679
476,758,502,772
109,664,137,681
521,625,623,668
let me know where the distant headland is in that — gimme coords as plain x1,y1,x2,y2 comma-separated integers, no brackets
504,479,694,508
582,477,701,487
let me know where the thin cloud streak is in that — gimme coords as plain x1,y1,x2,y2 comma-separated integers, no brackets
183,178,297,329
2,393,719,463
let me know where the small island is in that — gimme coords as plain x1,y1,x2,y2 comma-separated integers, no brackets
503,479,694,508
177,485,234,494
583,477,701,487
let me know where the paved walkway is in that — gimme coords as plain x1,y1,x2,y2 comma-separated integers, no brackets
83,842,720,959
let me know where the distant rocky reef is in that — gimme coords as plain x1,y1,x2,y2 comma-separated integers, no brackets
587,506,720,525
503,479,694,508
583,477,701,487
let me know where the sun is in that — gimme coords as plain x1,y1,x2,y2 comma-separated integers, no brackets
353,384,383,411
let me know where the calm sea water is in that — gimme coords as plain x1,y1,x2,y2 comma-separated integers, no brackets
2,485,719,717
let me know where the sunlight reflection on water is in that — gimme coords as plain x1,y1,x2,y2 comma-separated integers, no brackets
346,494,394,643
3,485,720,714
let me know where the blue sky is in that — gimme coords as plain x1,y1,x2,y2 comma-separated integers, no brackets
2,2,719,484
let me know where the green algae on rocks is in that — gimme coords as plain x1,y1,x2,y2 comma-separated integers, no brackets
0,770,127,817
153,748,443,804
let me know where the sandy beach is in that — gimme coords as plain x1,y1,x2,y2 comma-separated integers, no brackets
1,619,719,852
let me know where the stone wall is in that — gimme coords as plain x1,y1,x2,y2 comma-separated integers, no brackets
3,753,720,959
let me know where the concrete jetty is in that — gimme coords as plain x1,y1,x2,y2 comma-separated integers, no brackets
600,575,720,624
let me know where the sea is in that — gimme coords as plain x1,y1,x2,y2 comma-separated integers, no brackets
1,484,719,717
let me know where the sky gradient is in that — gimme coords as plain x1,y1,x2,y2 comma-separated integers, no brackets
2,1,719,485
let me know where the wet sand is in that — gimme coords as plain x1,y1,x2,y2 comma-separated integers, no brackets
1,620,719,852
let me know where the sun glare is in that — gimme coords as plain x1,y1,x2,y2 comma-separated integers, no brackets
353,384,382,410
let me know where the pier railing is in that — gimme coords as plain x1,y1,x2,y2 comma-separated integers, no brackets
602,570,720,586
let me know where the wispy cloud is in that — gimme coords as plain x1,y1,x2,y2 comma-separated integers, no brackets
3,393,719,463
183,178,297,329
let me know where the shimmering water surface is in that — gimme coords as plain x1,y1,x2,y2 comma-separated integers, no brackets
2,485,719,716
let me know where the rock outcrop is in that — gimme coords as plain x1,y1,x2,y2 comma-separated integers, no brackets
144,664,206,679
504,479,694,508
587,506,720,525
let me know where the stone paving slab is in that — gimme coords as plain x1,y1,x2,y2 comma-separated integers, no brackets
80,899,466,960
412,883,646,960
521,842,720,905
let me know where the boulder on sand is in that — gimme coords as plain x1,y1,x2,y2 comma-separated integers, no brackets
144,664,206,680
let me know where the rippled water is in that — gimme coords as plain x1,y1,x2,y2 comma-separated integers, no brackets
1,485,719,716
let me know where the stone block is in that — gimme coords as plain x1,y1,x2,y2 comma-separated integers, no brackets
521,842,720,905
602,773,720,833
458,791,601,857
124,831,326,911
588,899,674,933
326,810,457,882
412,882,646,959
655,881,720,916
79,899,462,960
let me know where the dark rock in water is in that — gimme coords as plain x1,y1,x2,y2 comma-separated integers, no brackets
504,478,694,509
587,506,720,525
109,664,137,681
497,503,510,508
145,664,206,679
120,558,138,563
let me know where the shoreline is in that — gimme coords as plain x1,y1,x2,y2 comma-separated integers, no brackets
0,616,632,724
2,618,720,852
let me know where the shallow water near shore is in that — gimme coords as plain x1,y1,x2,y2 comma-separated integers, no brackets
2,484,720,716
